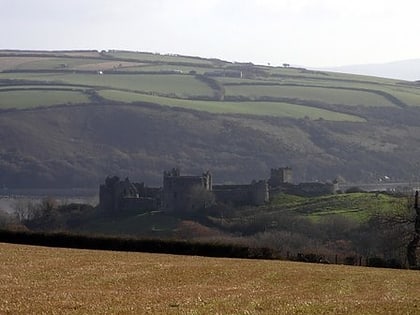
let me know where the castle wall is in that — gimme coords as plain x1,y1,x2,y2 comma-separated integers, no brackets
213,180,268,206
99,176,160,213
270,182,337,197
120,197,159,212
213,185,253,206
99,183,115,212
251,180,270,205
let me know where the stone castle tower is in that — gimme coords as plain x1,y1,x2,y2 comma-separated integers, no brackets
162,168,212,212
268,167,293,187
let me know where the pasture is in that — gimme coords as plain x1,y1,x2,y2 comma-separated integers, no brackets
224,84,397,107
0,90,89,109
98,89,365,121
2,50,420,120
0,243,419,314
0,72,213,98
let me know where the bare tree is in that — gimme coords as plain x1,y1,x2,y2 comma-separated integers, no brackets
13,199,36,222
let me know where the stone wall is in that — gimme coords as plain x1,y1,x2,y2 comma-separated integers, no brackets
213,180,268,206
99,176,160,213
270,181,338,198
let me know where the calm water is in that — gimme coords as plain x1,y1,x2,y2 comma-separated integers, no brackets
0,189,98,214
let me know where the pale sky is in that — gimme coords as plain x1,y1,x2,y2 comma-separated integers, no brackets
1,0,420,67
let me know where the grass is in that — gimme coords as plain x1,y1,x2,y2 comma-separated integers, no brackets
99,89,365,121
0,56,48,71
0,85,88,91
105,50,215,65
81,212,180,237
9,57,107,71
268,66,402,85
0,90,90,109
0,72,213,98
255,192,405,223
224,85,397,107
0,242,419,314
0,50,102,58
0,56,148,72
389,88,420,106
124,64,217,74
2,51,420,120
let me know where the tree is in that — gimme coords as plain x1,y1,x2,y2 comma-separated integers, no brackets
13,199,37,222
407,191,420,268
365,194,416,265
187,185,215,213
14,197,59,230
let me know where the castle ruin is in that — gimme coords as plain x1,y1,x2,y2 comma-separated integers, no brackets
99,167,338,213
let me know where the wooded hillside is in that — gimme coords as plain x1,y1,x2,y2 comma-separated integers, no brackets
1,50,420,188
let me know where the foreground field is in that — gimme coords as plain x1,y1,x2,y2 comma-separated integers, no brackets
0,243,419,314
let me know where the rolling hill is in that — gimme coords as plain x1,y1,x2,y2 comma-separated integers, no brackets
1,50,420,188
323,58,420,81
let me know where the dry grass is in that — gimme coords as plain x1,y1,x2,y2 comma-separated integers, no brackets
0,243,419,314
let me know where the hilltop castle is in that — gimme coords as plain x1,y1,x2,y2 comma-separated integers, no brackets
99,167,338,213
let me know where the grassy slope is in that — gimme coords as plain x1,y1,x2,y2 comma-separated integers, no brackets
3,50,420,117
98,89,365,121
0,90,90,109
0,72,214,98
2,50,420,188
82,212,180,238
72,192,404,238
224,84,397,107
0,243,419,314
256,192,404,222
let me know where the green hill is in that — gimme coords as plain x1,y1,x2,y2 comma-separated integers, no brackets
1,50,420,188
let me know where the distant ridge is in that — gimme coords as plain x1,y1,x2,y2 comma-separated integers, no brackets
320,59,420,81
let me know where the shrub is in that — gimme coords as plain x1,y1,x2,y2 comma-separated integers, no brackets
345,186,365,193
344,256,357,265
367,257,386,268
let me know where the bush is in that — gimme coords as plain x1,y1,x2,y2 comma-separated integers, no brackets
345,186,365,193
385,258,402,269
367,257,386,268
344,256,358,265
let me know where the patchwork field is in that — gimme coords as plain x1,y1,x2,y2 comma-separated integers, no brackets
0,243,419,314
2,50,420,191
98,90,365,121
2,50,420,120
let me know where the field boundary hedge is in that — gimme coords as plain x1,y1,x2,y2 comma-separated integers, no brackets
0,229,274,259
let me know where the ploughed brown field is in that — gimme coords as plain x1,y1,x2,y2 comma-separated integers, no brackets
0,242,419,314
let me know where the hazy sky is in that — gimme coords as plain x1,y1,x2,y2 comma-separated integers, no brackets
1,0,420,67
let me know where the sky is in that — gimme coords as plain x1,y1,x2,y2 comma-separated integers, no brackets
1,0,420,68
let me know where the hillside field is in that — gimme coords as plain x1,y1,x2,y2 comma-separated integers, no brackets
2,50,420,188
3,50,420,118
0,243,419,314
